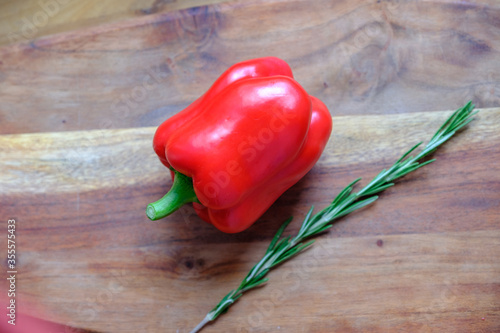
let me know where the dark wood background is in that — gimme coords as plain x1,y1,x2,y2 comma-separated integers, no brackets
1,0,499,332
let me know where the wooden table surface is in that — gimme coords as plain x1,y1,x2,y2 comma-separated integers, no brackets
1,0,499,332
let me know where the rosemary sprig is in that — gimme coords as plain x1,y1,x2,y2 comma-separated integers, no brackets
189,102,477,333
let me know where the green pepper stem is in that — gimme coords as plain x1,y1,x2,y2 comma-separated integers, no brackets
146,169,199,221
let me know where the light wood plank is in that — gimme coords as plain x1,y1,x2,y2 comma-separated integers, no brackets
0,108,498,195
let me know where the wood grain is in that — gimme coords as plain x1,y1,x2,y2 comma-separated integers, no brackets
1,108,499,332
1,0,499,331
0,0,232,47
1,0,499,134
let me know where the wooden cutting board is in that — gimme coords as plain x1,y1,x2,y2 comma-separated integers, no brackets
1,0,499,332
1,108,499,332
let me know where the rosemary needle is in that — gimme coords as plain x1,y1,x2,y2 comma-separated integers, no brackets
189,101,478,333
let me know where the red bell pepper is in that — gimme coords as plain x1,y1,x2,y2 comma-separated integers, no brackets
147,57,332,233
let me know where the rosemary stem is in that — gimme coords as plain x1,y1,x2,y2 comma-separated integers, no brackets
190,315,212,333
187,102,477,333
